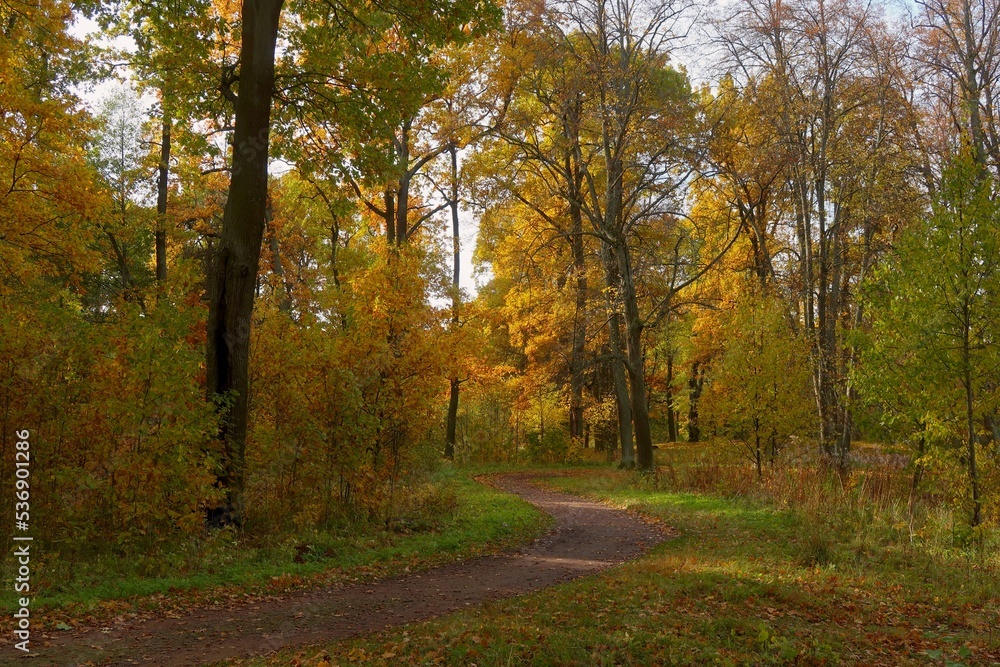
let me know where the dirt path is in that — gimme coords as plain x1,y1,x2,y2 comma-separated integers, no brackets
25,473,669,667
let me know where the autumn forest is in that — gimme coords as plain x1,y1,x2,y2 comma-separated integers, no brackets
2,0,1000,663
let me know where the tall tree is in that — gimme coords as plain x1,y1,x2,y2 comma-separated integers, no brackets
155,117,171,282
205,0,285,523
561,0,701,469
714,0,920,469
492,25,599,447
860,153,1000,528
202,0,500,519
445,143,462,459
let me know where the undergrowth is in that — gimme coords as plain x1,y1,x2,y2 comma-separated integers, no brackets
648,442,999,577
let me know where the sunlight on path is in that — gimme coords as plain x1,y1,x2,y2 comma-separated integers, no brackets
32,473,669,667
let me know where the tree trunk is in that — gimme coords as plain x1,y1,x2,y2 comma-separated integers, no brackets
908,428,926,526
830,204,850,471
205,0,284,526
985,412,1000,443
615,241,654,470
961,0,988,167
155,116,171,283
601,242,634,466
963,297,983,528
666,353,678,442
601,153,650,468
394,119,412,245
741,204,772,288
794,173,814,332
568,154,587,440
816,156,835,460
384,189,395,244
688,361,703,442
445,144,461,460
609,319,633,466
754,423,762,480
445,377,459,460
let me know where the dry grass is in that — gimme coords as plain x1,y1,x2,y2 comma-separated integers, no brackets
650,440,999,572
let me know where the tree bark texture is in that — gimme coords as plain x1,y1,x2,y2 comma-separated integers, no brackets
445,144,461,460
205,0,284,524
155,117,171,283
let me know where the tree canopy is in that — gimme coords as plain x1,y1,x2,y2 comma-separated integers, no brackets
2,0,999,559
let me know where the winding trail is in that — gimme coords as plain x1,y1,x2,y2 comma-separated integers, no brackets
28,473,669,667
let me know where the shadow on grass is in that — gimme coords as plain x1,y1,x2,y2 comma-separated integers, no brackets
243,469,999,667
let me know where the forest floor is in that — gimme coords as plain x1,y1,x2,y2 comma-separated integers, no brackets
9,465,1000,667
16,472,669,666
237,468,1000,667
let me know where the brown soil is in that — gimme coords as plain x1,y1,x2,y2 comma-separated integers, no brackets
20,473,669,667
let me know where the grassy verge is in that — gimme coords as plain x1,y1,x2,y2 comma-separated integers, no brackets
0,466,550,629
241,468,1000,667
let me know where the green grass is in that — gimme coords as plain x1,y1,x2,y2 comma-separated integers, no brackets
239,468,1000,667
0,466,550,625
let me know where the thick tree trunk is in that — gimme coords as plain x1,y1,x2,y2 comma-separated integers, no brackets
601,242,633,466
445,145,461,460
445,377,459,460
609,316,633,466
741,205,772,288
394,119,412,245
793,164,823,455
599,147,650,468
986,412,1000,443
205,0,284,525
395,177,409,243
155,116,171,283
614,242,654,470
